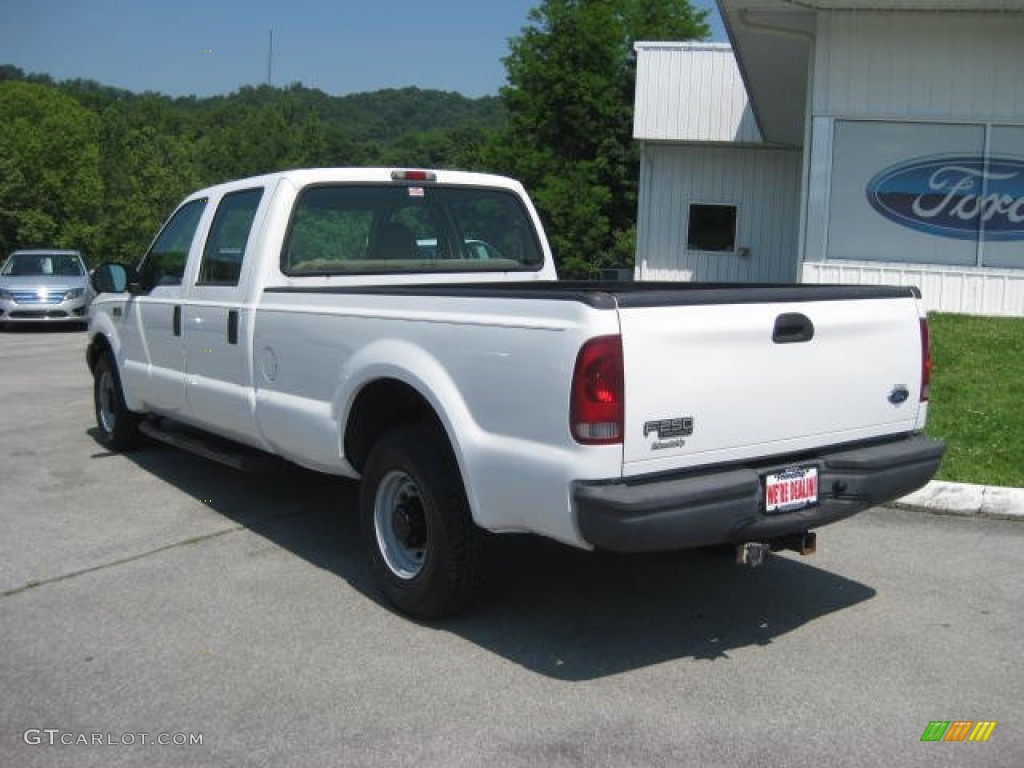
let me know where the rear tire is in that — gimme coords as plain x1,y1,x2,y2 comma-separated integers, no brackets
360,425,485,619
93,353,143,450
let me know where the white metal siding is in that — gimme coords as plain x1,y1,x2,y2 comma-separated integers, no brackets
803,10,1024,316
636,144,802,282
813,11,1024,121
634,42,761,143
802,261,1024,316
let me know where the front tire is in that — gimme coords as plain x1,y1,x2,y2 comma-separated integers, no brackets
93,353,143,450
360,425,485,619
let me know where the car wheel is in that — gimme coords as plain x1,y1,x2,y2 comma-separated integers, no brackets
94,353,143,450
360,425,485,619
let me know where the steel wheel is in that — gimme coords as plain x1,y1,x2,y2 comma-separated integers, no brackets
97,365,119,435
373,470,429,579
360,425,486,618
92,352,143,450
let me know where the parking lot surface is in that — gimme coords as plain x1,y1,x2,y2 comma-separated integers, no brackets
2,329,1021,767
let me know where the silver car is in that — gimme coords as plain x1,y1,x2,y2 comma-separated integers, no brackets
0,249,92,328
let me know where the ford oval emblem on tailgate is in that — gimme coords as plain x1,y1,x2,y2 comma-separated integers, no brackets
866,155,1024,241
888,385,910,405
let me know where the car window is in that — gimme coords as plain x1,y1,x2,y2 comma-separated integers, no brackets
282,184,543,275
2,254,42,276
54,254,85,276
197,188,264,286
138,198,207,291
1,253,84,277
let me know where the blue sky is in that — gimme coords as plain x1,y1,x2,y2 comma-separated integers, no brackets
0,0,725,98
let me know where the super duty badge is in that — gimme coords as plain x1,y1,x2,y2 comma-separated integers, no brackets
644,417,694,450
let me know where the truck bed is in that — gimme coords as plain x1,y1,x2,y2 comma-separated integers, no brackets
265,280,918,309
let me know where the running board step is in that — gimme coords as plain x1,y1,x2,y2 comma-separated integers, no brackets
139,420,283,473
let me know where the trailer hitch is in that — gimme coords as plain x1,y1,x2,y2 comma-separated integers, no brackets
735,532,817,567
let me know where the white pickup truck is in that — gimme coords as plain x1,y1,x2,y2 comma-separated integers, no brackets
87,168,945,618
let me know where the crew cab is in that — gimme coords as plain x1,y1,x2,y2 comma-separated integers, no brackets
86,168,945,618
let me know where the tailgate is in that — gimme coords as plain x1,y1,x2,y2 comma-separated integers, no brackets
619,295,925,477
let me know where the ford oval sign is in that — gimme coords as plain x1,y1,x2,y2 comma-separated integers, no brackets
866,155,1024,241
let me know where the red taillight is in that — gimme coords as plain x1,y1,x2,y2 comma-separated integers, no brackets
391,169,436,182
920,317,931,402
570,336,624,445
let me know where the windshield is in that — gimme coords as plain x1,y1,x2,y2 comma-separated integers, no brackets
282,184,544,275
1,253,84,277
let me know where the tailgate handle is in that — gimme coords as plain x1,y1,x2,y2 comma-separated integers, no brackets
773,313,814,344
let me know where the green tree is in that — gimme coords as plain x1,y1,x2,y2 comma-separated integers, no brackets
0,65,508,260
193,101,293,182
288,109,331,167
494,0,708,277
98,105,199,263
0,81,102,256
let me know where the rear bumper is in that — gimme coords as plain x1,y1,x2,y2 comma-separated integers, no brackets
574,434,946,553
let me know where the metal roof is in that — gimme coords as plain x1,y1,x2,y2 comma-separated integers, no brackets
726,1,1024,8
717,0,1024,146
633,42,761,143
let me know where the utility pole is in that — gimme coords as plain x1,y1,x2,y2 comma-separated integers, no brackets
267,28,274,86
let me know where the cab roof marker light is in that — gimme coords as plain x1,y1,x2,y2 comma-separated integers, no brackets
391,170,437,182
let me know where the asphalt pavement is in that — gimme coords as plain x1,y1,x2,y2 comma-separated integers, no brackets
1,327,1021,768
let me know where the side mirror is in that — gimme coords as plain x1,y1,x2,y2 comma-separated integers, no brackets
90,262,137,294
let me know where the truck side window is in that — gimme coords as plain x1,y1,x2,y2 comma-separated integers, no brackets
198,188,264,286
139,198,208,291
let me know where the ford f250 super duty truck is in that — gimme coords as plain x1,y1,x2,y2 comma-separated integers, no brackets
86,168,945,618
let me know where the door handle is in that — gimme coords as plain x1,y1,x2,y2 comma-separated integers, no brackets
173,305,182,336
772,313,814,344
227,310,239,345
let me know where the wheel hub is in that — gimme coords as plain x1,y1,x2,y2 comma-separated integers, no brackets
374,471,429,580
393,498,426,549
98,370,117,433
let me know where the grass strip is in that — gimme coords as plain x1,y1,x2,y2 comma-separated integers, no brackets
926,313,1023,487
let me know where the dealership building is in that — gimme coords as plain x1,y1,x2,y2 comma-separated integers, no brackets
633,0,1024,316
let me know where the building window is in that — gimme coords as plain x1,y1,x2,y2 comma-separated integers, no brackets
824,119,1023,270
687,204,737,252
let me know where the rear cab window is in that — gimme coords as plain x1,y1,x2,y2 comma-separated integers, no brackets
281,184,543,275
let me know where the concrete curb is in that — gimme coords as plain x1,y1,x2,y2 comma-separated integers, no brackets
890,480,1024,521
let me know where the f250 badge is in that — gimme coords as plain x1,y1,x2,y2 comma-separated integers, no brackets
644,417,694,450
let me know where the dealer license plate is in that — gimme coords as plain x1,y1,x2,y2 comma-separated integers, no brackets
764,466,819,514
